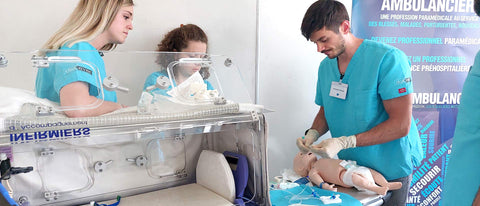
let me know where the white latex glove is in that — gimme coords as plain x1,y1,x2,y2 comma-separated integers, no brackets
310,135,356,158
296,129,320,153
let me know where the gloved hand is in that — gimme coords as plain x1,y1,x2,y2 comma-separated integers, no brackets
310,135,356,158
296,129,320,153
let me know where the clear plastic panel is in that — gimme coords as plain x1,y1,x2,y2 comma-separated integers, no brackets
8,131,195,205
145,137,186,179
37,147,93,201
98,51,252,106
161,53,252,105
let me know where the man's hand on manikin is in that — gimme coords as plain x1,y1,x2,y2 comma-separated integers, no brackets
310,135,357,158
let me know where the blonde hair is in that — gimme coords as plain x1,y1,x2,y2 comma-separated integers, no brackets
43,0,134,51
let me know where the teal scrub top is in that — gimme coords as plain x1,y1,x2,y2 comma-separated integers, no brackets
442,51,480,205
143,71,214,96
35,42,117,103
315,39,423,180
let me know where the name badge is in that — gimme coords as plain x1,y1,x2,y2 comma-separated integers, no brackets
329,81,348,100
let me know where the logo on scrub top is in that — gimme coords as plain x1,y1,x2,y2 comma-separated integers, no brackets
398,88,407,93
76,65,92,75
395,77,412,85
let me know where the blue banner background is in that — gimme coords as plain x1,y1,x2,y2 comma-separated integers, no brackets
352,0,480,205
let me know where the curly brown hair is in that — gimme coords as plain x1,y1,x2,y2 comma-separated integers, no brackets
156,24,210,79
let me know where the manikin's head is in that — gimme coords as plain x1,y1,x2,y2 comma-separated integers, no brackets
293,152,318,177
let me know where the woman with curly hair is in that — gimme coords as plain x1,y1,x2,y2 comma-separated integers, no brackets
143,24,213,96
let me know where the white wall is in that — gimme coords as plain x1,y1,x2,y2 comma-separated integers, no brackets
0,0,257,103
258,0,352,177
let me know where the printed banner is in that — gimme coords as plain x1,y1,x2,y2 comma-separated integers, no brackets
351,0,480,205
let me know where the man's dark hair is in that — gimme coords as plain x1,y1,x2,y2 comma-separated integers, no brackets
301,0,349,40
475,0,480,16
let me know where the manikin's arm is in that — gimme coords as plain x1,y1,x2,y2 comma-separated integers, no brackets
308,168,336,192
355,94,412,146
60,82,124,117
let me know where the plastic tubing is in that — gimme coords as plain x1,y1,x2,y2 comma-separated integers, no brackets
4,103,244,133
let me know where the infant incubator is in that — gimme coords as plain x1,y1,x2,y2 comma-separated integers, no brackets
0,50,269,206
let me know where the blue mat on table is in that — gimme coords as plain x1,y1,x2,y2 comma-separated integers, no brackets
270,184,361,206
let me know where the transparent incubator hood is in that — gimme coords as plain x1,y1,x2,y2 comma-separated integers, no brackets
0,50,262,144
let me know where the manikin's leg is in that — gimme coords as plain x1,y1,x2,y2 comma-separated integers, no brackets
351,173,388,195
369,169,402,190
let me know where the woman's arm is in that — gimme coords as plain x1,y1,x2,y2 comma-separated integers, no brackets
60,82,123,117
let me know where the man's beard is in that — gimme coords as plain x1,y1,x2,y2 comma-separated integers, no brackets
328,38,346,59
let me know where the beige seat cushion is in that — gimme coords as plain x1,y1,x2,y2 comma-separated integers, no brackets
196,150,236,203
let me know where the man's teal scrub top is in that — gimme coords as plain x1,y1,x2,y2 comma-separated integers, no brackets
315,39,423,180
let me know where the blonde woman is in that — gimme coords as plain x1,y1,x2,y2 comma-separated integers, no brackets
35,0,134,117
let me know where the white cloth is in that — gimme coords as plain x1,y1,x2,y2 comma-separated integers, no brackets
0,87,59,131
319,194,342,204
340,160,375,191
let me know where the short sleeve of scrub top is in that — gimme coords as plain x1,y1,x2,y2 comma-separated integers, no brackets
377,49,413,100
35,42,116,103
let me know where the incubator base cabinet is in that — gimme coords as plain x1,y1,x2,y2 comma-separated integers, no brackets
5,113,269,206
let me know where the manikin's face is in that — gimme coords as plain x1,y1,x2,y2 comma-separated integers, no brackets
309,26,346,59
293,152,317,177
176,41,207,78
106,5,134,44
